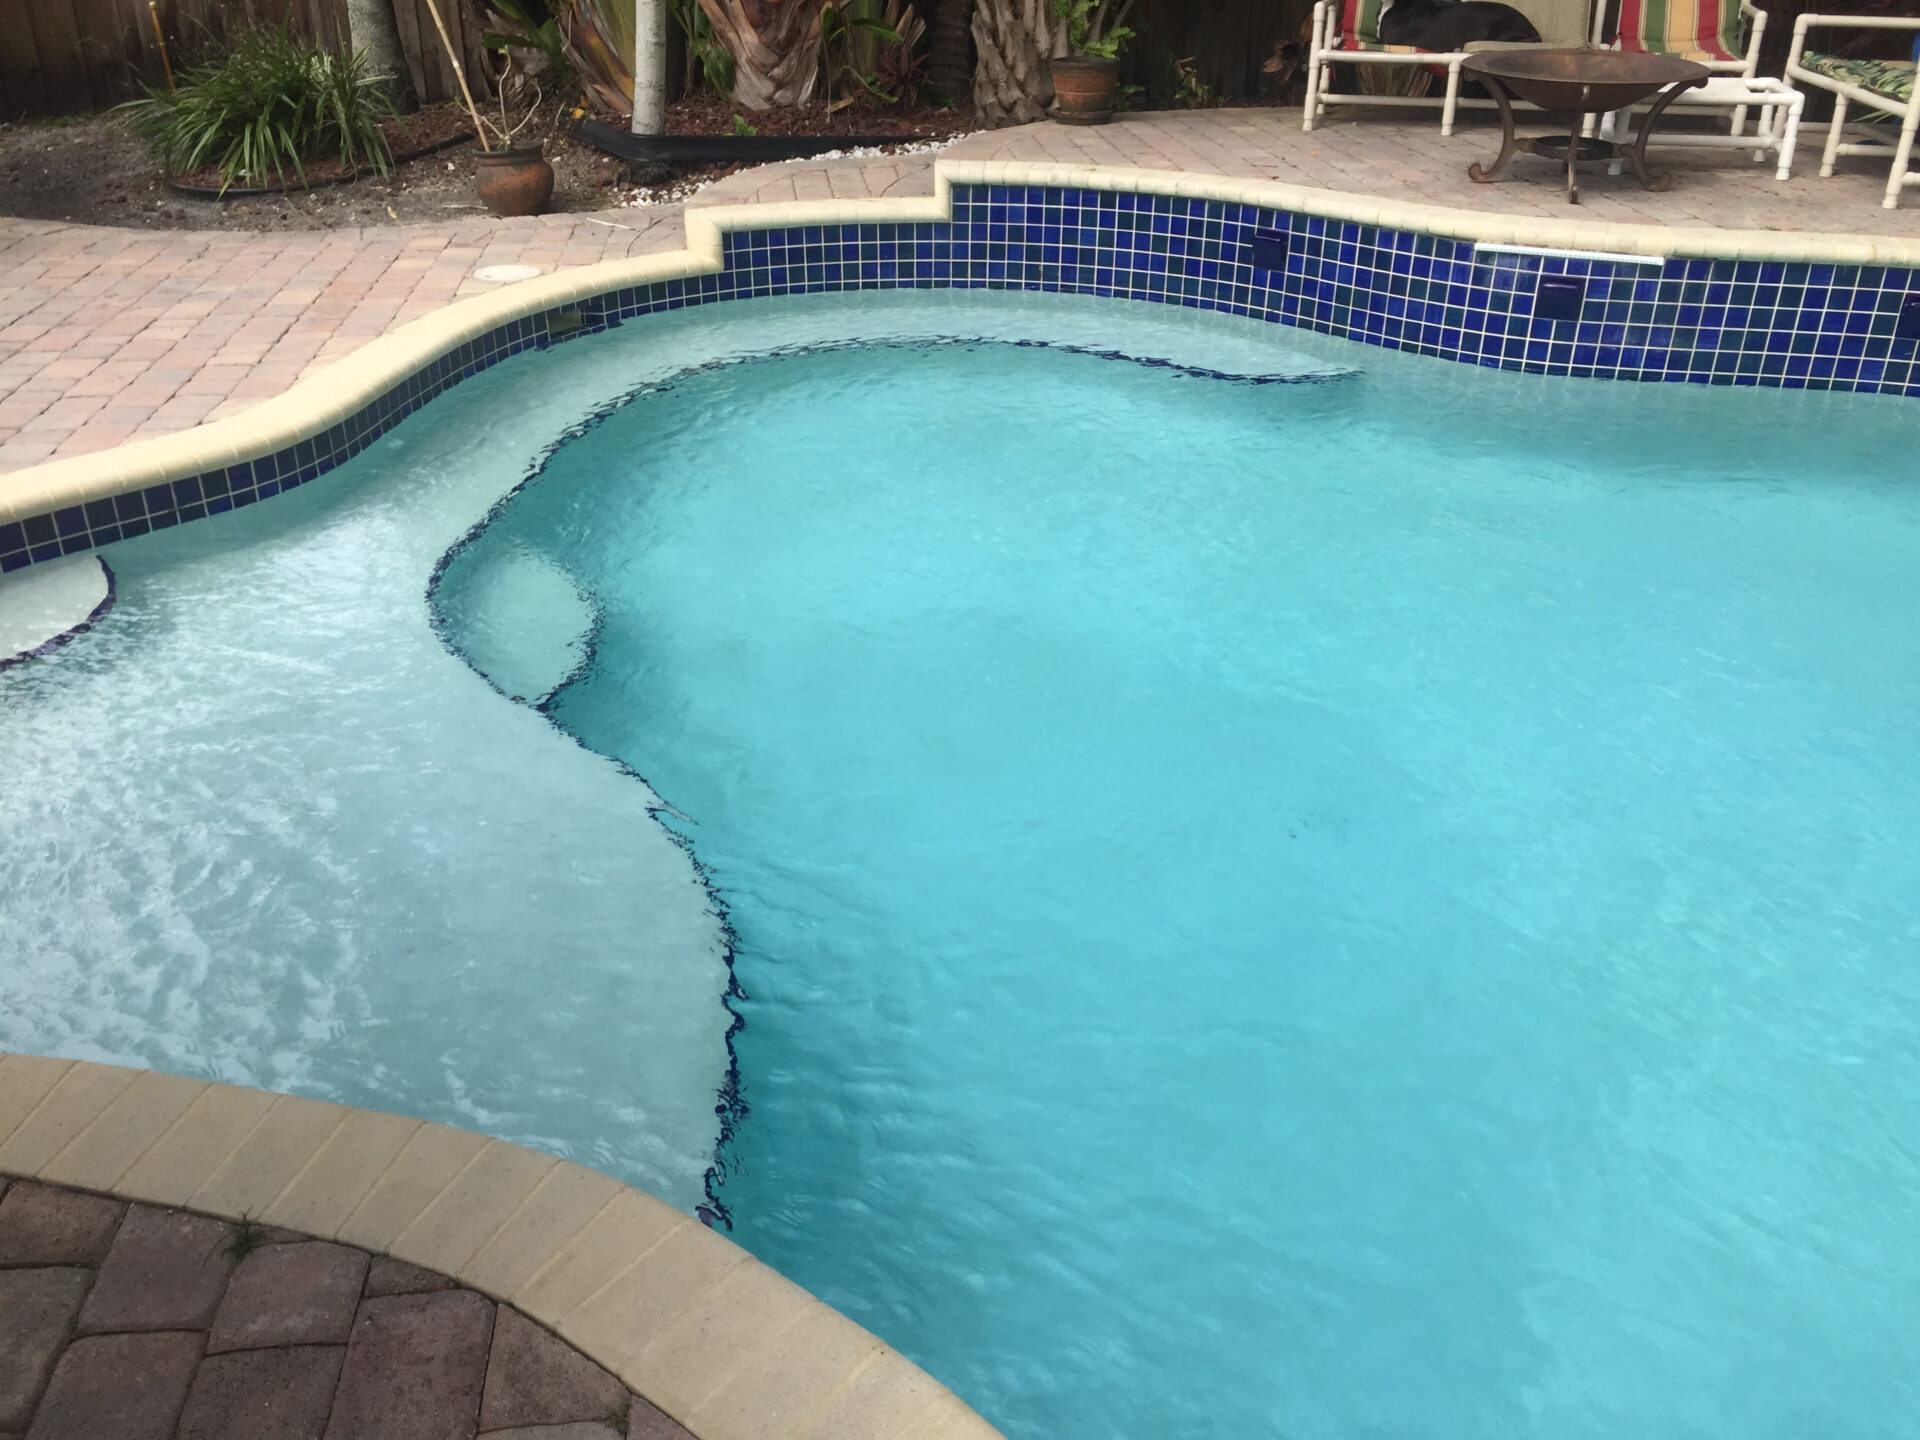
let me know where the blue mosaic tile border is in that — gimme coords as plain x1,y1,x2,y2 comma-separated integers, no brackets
7,182,1919,576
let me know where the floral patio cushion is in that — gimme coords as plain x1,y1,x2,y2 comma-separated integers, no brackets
1797,51,1916,105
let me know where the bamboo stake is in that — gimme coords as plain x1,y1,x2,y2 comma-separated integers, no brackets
148,2,175,92
419,0,494,150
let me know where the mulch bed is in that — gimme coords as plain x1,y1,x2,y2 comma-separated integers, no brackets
663,92,974,140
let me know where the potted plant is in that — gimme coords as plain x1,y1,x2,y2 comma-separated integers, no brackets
1050,0,1134,125
422,0,555,216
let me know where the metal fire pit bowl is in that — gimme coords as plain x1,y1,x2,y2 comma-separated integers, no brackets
1462,48,1711,202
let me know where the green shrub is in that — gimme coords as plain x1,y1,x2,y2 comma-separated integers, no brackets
119,29,393,192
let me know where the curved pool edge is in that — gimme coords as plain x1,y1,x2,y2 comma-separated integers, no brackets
0,1051,1000,1440
4,155,1920,576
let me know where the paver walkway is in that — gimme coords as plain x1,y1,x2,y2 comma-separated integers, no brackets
0,1176,691,1440
2,106,1917,476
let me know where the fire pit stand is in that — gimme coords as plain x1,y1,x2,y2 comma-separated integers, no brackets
1462,49,1711,202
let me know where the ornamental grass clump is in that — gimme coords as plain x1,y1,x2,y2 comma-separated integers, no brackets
119,28,394,193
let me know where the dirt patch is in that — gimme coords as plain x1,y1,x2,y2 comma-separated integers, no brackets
0,95,974,233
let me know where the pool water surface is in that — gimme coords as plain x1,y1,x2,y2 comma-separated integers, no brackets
7,293,1919,1440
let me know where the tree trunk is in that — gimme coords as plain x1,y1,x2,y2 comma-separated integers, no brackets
633,0,668,131
926,0,974,106
695,0,831,107
970,0,1066,126
346,0,419,111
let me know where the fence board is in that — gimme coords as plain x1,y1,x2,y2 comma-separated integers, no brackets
25,0,93,114
1131,0,1307,100
400,0,491,106
70,0,130,107
387,0,435,97
0,0,51,118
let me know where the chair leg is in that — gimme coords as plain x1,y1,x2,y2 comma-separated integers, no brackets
1729,102,1749,138
1303,6,1327,132
1775,98,1803,180
1440,61,1462,136
1601,106,1627,175
1885,103,1920,208
1821,93,1847,178
1752,101,1775,163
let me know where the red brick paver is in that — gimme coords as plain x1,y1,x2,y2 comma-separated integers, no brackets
27,1331,203,1440
0,1182,124,1266
178,1347,347,1440
324,1291,495,1440
76,1206,236,1335
0,1268,91,1429
479,1307,627,1433
207,1242,369,1353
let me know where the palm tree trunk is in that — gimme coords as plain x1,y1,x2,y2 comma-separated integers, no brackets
695,0,831,107
970,0,1065,125
633,0,668,131
346,0,419,110
925,0,973,106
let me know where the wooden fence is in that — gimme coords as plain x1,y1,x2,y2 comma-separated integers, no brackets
0,0,492,119
11,0,1903,123
1127,0,1310,102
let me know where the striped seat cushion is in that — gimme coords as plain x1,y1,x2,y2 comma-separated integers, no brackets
1797,51,1916,105
1615,0,1744,61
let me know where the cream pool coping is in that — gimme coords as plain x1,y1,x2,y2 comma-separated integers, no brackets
0,1051,996,1440
4,155,1920,534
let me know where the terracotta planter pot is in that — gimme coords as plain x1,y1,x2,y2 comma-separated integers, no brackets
1051,55,1120,125
475,139,555,218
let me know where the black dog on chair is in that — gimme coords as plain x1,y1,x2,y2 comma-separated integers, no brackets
1379,0,1542,48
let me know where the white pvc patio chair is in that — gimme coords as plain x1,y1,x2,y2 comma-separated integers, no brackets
1302,0,1593,135
1784,14,1920,208
1590,0,1767,137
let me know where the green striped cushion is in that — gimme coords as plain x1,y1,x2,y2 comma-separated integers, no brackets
1342,0,1389,46
1798,51,1916,105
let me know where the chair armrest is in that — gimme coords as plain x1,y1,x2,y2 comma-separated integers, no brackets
1788,11,1920,70
1738,2,1767,70
1793,12,1920,34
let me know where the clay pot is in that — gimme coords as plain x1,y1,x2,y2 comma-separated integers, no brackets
474,139,555,218
1051,55,1120,125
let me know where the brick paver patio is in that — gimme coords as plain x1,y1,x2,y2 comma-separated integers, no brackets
0,1175,692,1440
2,106,1917,476
0,212,688,474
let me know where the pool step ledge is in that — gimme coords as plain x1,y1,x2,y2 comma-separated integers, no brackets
0,1052,1001,1440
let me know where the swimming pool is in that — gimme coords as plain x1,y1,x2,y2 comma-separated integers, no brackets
5,290,1919,1439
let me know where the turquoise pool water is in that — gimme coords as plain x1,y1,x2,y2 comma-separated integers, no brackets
7,293,1920,1439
